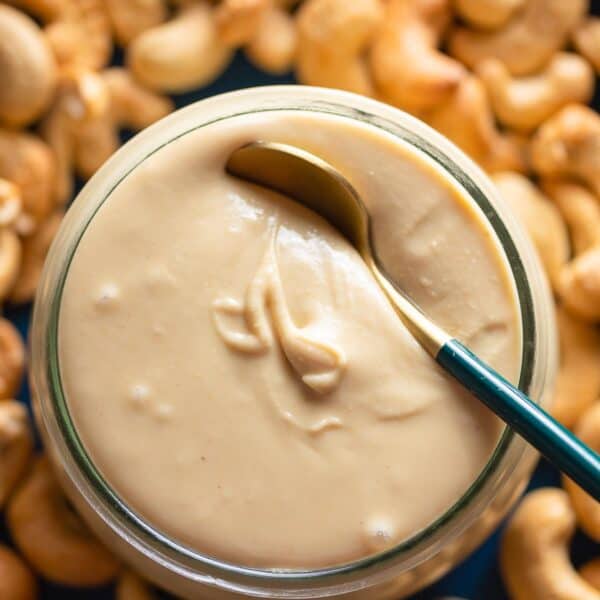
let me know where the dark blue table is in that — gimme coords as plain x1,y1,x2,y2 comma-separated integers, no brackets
3,4,600,595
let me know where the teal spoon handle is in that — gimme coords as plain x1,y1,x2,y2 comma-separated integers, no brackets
437,339,600,502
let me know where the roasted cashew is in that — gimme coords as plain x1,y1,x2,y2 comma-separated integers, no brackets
425,76,527,173
552,307,600,427
0,179,23,229
215,0,269,46
562,403,600,542
296,0,384,97
542,180,600,257
0,128,56,236
453,0,525,30
0,320,25,400
531,104,600,198
449,0,589,76
492,172,569,289
477,53,594,133
128,2,233,93
500,488,600,600
0,401,33,508
574,18,600,74
10,211,63,304
8,455,120,586
245,5,297,74
0,5,57,128
116,570,157,600
102,67,174,132
581,559,600,590
559,247,600,322
0,544,38,600
370,0,466,113
105,0,168,47
0,229,22,303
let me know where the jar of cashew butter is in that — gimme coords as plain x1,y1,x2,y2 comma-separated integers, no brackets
31,86,557,599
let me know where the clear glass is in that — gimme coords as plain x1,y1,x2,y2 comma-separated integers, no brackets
30,86,557,599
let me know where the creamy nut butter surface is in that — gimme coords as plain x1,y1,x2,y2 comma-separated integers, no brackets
58,111,521,569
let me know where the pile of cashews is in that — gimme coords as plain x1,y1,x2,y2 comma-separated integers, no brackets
1,0,600,598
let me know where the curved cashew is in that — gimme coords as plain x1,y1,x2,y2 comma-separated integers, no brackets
425,76,527,173
0,129,56,235
105,0,168,47
552,307,600,427
580,558,600,590
0,179,23,229
559,247,600,322
102,67,174,131
10,210,63,304
574,18,600,74
0,5,57,128
500,488,600,600
128,3,233,93
562,403,600,542
542,180,600,257
116,570,157,600
0,229,22,303
477,53,594,133
245,6,297,74
0,545,38,600
0,401,33,508
370,0,465,113
8,455,120,587
449,0,589,76
215,0,269,46
492,172,569,290
453,0,525,30
531,104,600,198
296,0,384,97
0,320,25,400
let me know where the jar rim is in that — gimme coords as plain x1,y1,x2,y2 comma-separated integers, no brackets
32,86,545,597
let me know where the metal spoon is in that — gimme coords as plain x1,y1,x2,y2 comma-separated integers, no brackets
226,140,600,501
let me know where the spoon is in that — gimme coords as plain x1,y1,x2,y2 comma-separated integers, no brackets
226,141,600,502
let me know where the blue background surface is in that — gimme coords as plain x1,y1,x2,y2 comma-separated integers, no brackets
2,2,600,597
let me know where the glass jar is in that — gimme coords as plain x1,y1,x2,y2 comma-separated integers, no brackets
30,86,557,599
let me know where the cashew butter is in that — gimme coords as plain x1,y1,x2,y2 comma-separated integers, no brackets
58,110,521,570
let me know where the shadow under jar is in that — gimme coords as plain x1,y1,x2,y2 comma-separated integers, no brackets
30,86,556,599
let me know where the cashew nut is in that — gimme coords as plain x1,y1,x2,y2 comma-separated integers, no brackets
127,3,233,93
542,180,600,257
245,5,297,74
492,172,569,289
500,488,600,600
116,570,157,600
0,5,57,128
105,0,168,47
0,320,25,400
215,0,269,46
8,455,120,586
449,0,589,76
0,401,33,508
531,104,600,198
559,247,600,322
102,67,174,131
0,179,23,230
0,544,38,600
0,129,56,235
370,0,466,113
453,0,525,30
296,0,384,97
552,307,600,428
0,229,22,304
10,210,63,304
581,558,600,590
476,53,594,133
574,17,600,74
425,76,527,173
562,403,600,542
